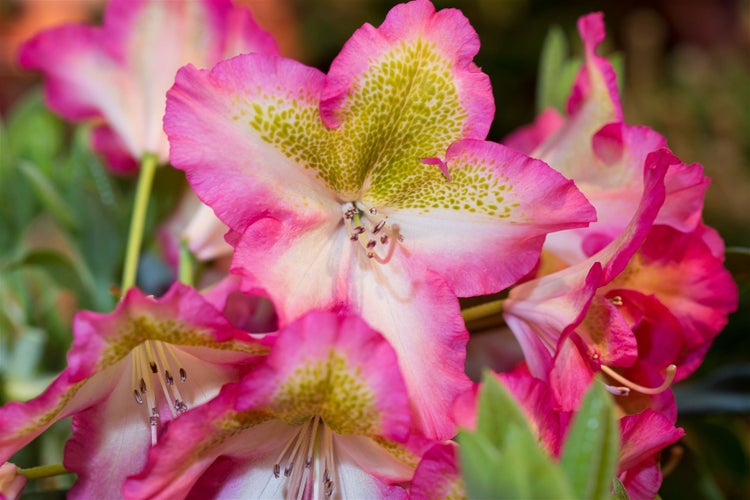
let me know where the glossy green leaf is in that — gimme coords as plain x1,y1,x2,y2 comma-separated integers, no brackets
460,374,574,499
560,380,620,500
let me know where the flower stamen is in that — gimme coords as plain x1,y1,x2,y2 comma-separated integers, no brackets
342,202,403,264
273,416,336,499
600,364,677,396
130,340,191,444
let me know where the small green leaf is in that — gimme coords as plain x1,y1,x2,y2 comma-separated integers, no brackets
536,25,568,113
560,379,620,500
460,373,574,499
611,477,630,500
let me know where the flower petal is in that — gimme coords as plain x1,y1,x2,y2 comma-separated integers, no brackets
410,441,464,500
320,0,493,137
20,0,279,164
166,54,341,232
378,138,596,296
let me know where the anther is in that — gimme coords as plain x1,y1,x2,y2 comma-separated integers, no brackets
165,370,174,386
139,377,147,393
366,240,377,249
174,400,188,413
149,361,158,373
380,235,389,244
609,296,623,306
373,220,386,233
179,368,187,382
149,408,160,427
133,390,143,404
369,208,377,215
273,464,281,478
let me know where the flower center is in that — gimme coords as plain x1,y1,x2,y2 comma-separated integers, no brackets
130,340,190,445
272,415,337,499
342,202,403,264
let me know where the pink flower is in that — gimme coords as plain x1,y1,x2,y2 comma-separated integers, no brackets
410,441,465,500
19,0,279,171
0,283,270,498
124,310,430,499
503,12,736,407
164,0,594,439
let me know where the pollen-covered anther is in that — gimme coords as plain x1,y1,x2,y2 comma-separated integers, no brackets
342,202,403,264
609,295,623,306
130,340,192,444
272,415,337,499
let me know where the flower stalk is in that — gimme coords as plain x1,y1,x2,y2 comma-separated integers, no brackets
120,153,158,294
19,463,69,480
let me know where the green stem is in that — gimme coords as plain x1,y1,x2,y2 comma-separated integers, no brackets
462,299,506,332
120,153,158,294
178,237,195,286
19,463,70,480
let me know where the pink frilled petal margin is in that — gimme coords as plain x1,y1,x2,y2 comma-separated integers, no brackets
124,311,421,499
0,284,269,497
319,0,493,138
19,0,278,167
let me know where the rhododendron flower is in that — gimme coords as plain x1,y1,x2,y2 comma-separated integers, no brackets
0,283,270,498
503,12,736,406
19,0,279,171
124,311,428,499
505,13,709,264
165,0,595,438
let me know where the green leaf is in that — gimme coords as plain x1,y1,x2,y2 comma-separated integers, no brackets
459,373,574,499
560,379,620,500
5,89,65,168
5,248,97,308
536,25,568,113
611,477,629,500
17,161,77,231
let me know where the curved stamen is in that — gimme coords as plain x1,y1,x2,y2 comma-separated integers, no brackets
342,202,402,264
600,364,677,396
130,340,191,442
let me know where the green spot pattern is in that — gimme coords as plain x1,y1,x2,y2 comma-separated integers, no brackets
99,315,268,369
243,38,501,212
271,351,379,436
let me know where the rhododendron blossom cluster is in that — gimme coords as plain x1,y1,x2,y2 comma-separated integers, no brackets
0,0,737,499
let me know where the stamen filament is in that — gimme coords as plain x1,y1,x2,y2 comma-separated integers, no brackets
600,364,677,395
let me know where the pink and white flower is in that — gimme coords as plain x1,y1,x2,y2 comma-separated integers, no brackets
19,0,279,171
124,310,429,499
0,283,270,498
165,0,595,439
503,12,737,408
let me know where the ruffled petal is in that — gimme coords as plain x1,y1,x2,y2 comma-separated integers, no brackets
166,55,340,233
410,441,464,500
378,138,595,296
320,0,493,138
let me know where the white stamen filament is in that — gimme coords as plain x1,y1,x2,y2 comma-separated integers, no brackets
130,340,190,445
272,416,337,499
342,202,402,264
600,364,677,396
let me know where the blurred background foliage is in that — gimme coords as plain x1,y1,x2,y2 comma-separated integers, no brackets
0,0,748,498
